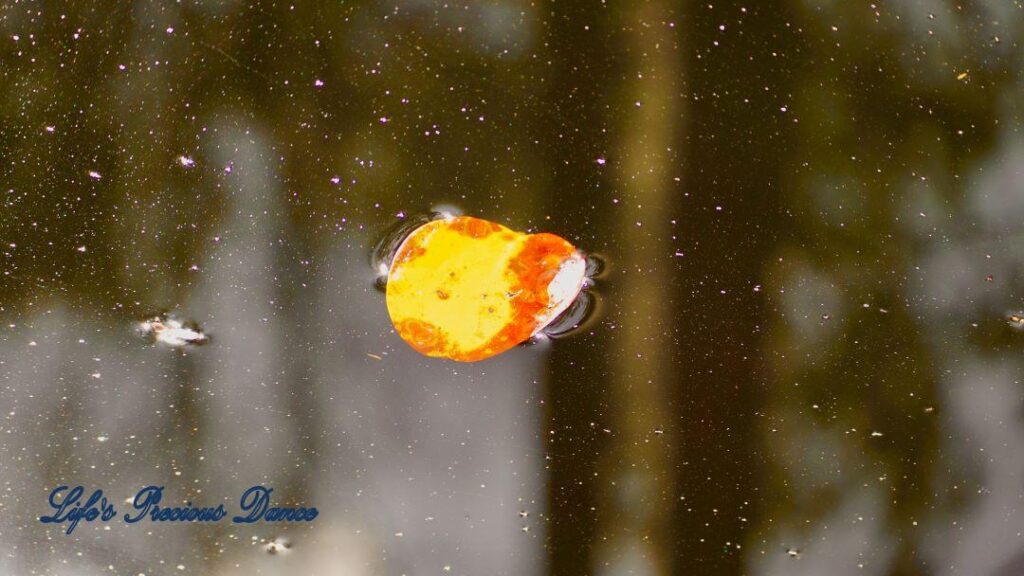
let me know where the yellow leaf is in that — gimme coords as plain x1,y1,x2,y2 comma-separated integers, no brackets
386,216,585,361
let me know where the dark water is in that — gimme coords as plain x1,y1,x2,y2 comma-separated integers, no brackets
2,1,1023,575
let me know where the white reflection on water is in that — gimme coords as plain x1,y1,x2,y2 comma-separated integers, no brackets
754,489,893,576
0,121,549,575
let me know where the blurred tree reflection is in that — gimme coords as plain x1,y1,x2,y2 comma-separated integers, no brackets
750,2,1020,576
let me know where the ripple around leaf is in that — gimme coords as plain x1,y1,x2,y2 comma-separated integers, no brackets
369,212,445,287
540,290,600,338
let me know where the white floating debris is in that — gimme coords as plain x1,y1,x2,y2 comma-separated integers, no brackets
264,537,291,555
314,79,324,87
139,315,208,347
88,170,102,180
177,155,195,168
97,435,108,442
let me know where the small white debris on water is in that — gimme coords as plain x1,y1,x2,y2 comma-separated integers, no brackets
45,126,55,133
96,436,108,443
178,155,195,168
870,431,884,437
77,246,86,252
88,170,102,180
314,79,324,87
139,315,208,347
264,537,291,555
